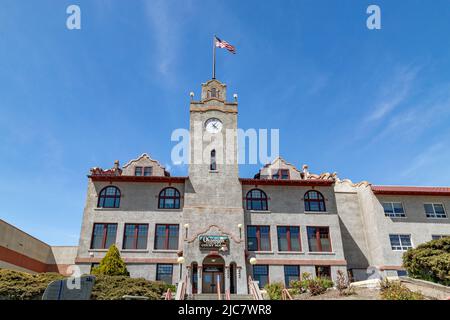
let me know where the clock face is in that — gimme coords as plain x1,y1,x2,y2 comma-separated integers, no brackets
205,118,223,134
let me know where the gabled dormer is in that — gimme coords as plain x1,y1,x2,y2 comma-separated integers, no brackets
121,153,169,177
257,157,302,180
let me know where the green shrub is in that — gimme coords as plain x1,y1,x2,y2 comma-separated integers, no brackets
264,282,284,300
380,278,424,300
0,269,64,300
289,272,334,296
403,236,450,286
289,272,311,294
308,277,334,296
91,245,129,277
0,268,175,300
91,275,174,300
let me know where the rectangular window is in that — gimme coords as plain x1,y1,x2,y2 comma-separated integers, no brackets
432,235,449,240
307,227,332,252
155,224,179,250
424,203,447,218
277,226,301,251
389,234,412,251
156,264,173,284
284,265,300,287
382,202,405,218
253,265,269,288
272,169,289,180
123,224,148,250
315,266,331,278
91,223,117,249
134,167,143,176
143,167,153,176
247,226,271,251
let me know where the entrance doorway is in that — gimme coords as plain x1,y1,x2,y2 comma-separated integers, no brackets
202,255,225,294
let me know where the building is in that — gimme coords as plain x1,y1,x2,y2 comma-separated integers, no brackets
74,78,450,294
0,219,77,275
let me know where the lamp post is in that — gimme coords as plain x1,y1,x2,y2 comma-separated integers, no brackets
238,224,243,239
177,256,185,280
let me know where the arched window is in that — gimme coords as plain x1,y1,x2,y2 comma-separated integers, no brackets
97,186,121,208
246,189,268,211
158,187,181,209
210,149,217,171
304,190,326,212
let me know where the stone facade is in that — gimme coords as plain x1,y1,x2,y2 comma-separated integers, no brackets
74,78,450,294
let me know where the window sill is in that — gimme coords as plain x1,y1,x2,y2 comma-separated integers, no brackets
94,207,122,211
121,249,149,253
304,211,330,214
277,251,305,255
209,170,219,173
88,249,108,252
308,251,335,255
247,210,271,214
156,208,183,211
252,251,274,254
426,217,448,219
152,249,179,253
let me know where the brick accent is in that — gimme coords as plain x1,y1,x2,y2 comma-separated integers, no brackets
253,258,347,266
75,257,178,264
0,245,60,273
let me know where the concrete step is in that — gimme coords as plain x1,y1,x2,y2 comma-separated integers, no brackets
188,294,254,300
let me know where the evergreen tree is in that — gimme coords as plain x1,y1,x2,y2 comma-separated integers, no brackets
91,244,129,276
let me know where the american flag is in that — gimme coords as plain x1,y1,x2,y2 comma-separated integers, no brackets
215,37,236,54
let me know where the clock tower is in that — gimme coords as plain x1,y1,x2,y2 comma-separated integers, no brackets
182,79,247,294
184,79,241,208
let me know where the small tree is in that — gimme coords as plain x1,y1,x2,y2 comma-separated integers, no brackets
403,236,450,285
91,245,129,276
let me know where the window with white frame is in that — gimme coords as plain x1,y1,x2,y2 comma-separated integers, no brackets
389,234,412,251
424,203,447,218
432,235,449,240
382,202,405,218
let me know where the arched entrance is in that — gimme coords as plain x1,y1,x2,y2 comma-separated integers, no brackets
202,255,225,294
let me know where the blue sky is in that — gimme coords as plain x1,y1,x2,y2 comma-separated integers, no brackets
1,0,450,245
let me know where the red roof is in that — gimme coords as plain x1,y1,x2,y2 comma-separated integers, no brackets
372,185,450,196
239,178,334,186
89,175,187,183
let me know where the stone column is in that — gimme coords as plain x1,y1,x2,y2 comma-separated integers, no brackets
225,265,230,293
197,266,203,294
186,266,192,295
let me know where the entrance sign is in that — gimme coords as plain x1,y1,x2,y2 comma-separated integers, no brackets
199,235,229,249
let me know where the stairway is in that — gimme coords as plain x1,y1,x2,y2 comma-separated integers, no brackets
188,294,254,300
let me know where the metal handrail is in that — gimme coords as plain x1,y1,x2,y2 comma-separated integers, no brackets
164,288,172,300
248,276,263,300
281,288,293,300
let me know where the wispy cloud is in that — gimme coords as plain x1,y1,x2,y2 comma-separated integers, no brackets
370,84,450,143
400,141,450,185
366,66,420,122
143,0,193,84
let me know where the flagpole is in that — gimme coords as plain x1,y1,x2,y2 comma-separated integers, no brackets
212,35,216,79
